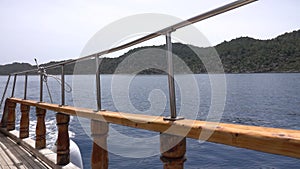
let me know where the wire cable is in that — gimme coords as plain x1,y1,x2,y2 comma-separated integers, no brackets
35,59,72,104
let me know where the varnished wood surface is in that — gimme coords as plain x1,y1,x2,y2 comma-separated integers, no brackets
7,97,300,159
6,102,16,131
56,113,70,165
0,98,80,169
35,108,46,149
20,104,30,139
0,132,49,169
160,134,186,169
91,120,109,169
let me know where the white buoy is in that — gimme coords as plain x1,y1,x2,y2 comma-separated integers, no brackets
52,139,83,169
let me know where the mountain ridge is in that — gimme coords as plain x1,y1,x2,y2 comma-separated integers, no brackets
0,29,299,75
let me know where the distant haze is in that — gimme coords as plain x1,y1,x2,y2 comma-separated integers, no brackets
0,0,299,65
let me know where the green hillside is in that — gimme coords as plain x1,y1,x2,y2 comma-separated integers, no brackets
0,30,299,75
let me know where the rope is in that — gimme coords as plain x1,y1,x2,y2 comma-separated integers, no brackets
47,74,72,93
45,78,54,103
35,59,72,104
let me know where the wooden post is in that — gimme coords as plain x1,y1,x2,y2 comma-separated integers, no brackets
6,101,16,131
36,107,46,149
56,113,70,165
1,99,9,128
20,104,30,138
160,133,186,169
91,119,109,169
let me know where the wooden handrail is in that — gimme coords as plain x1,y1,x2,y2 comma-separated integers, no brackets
5,97,300,161
0,98,74,168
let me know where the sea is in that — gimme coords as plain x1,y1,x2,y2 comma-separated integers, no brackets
0,73,300,169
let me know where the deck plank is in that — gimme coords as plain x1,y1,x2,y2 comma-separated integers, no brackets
0,151,8,168
0,140,15,168
5,136,47,169
0,132,49,169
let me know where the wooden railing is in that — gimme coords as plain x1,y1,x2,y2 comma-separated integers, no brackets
4,1,295,168
1,97,300,169
0,99,78,169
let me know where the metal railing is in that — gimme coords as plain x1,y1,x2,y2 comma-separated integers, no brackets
0,0,258,120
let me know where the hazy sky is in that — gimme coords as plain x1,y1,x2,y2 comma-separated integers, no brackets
0,0,299,65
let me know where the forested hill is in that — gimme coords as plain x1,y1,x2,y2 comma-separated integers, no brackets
216,30,300,73
1,30,299,75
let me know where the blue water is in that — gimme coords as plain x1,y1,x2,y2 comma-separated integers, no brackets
0,73,300,169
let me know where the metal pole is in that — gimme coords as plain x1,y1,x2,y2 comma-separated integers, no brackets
11,74,17,98
0,75,11,109
61,65,65,106
24,73,28,100
95,55,101,111
40,74,43,102
164,32,183,121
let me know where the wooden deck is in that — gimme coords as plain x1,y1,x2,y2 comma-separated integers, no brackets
0,132,49,169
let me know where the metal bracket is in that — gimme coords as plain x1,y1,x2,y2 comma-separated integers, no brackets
163,116,184,121
93,109,106,113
